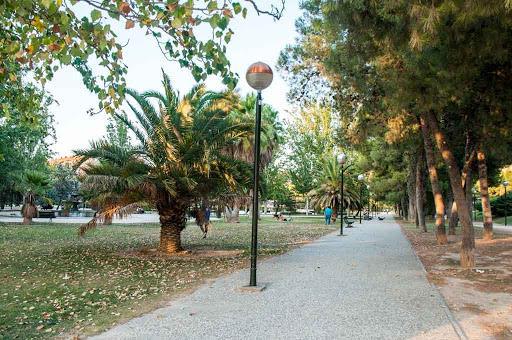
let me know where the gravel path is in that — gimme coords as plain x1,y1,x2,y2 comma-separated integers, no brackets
91,217,461,340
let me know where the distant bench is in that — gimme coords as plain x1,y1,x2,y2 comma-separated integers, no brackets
344,217,355,228
38,210,56,219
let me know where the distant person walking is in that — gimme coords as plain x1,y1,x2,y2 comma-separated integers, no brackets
324,206,332,225
205,207,211,223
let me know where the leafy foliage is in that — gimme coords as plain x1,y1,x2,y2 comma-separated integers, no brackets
1,0,285,112
0,76,54,208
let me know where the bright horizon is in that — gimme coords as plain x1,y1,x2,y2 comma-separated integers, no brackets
46,2,302,157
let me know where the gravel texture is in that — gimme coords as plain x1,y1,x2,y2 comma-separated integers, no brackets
90,217,460,340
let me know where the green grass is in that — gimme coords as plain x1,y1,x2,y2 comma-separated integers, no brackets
0,216,333,339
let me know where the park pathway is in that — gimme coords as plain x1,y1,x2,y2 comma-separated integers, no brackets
91,217,462,340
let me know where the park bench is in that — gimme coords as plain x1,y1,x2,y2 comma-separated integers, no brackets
378,216,385,221
38,210,56,218
344,217,355,228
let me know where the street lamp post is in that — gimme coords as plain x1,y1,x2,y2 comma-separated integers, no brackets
367,185,371,220
504,181,509,226
337,153,351,236
246,62,273,288
358,174,364,224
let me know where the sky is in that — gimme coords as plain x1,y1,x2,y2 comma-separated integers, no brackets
46,1,302,156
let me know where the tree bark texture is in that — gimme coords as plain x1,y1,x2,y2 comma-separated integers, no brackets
420,115,447,244
415,148,427,232
407,161,417,224
157,192,189,254
427,111,475,268
477,145,493,240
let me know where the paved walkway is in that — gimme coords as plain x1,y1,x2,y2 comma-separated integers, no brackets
91,218,461,340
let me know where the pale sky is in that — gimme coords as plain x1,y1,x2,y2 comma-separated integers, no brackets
46,1,302,156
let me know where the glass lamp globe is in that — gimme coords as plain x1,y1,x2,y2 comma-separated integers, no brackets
337,153,346,165
358,174,364,181
504,181,510,187
246,62,273,91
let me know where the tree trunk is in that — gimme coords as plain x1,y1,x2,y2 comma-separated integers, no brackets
157,195,188,254
449,201,458,235
21,193,37,225
427,111,475,268
420,115,447,244
407,161,417,223
477,146,493,240
331,199,338,223
103,214,113,225
401,196,407,219
446,191,453,228
415,148,427,232
224,197,240,223
465,169,473,223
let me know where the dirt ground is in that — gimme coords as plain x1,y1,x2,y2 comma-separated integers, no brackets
399,220,512,340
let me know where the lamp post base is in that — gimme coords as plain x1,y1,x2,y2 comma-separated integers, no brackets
239,284,267,292
338,233,347,237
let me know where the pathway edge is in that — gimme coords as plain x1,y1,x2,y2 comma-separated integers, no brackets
396,219,468,340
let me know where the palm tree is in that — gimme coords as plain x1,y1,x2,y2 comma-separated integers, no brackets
76,71,252,253
20,170,49,225
308,156,360,220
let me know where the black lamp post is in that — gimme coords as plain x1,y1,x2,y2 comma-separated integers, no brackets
504,181,509,226
246,61,273,288
367,185,371,220
337,153,352,236
358,174,364,224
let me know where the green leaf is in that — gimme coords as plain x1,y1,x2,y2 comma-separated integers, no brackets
91,9,102,22
232,3,242,14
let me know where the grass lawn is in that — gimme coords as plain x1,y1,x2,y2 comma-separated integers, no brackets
0,216,334,339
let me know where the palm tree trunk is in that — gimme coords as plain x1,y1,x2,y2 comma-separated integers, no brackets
22,193,37,225
103,213,113,225
157,198,188,254
427,111,475,268
420,115,447,244
477,145,493,240
331,197,338,223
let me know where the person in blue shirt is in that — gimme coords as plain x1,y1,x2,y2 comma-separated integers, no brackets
324,206,332,225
